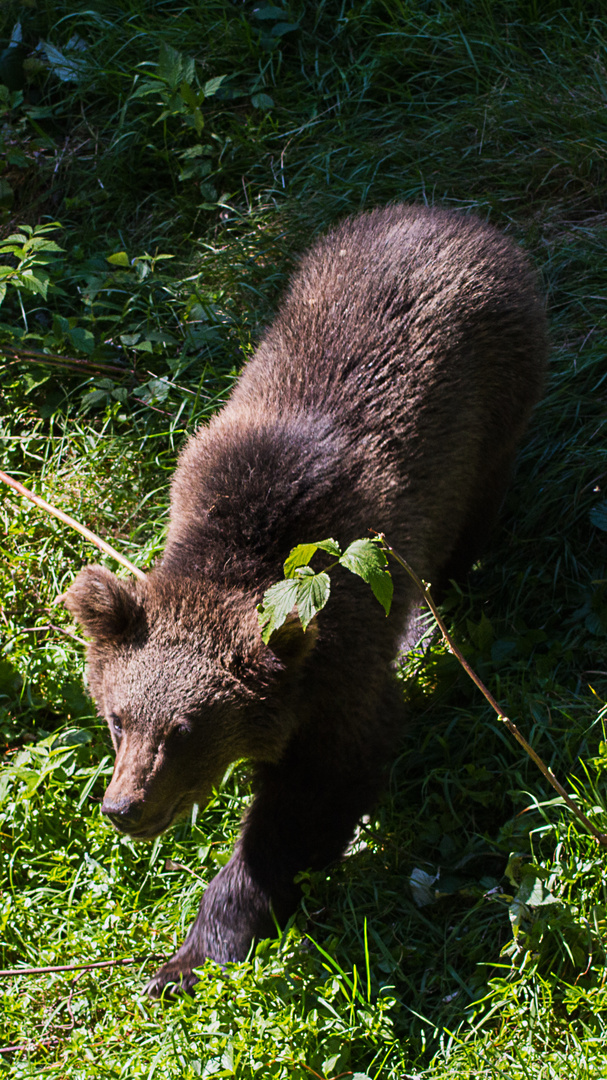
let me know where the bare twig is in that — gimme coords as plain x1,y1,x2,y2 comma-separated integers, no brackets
377,532,607,848
47,622,88,644
1,1038,58,1055
2,345,133,379
0,955,156,977
2,623,88,646
54,970,86,1031
0,470,146,581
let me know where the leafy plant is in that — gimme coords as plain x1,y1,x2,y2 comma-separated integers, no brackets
0,222,62,311
257,536,393,641
261,532,607,850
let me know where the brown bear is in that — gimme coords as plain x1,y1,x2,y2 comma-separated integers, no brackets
64,204,548,997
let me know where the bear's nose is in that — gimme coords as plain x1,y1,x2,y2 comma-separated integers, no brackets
101,794,144,829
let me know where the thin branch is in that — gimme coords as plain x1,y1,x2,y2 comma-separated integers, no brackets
48,621,88,644
2,623,88,646
1,1039,57,1055
377,533,607,848
53,970,84,1031
2,345,134,379
0,955,156,977
0,470,146,581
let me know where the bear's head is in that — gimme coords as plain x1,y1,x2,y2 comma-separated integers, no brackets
63,566,315,839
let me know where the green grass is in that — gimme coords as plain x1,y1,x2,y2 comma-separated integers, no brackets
1,0,607,1075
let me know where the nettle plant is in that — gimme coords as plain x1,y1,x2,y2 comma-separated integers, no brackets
257,536,393,643
258,533,607,853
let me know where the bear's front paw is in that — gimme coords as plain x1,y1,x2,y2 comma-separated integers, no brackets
145,958,201,1000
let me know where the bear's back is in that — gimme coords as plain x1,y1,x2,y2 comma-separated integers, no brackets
165,205,547,588
229,204,546,439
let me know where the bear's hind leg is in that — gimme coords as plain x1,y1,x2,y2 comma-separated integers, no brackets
437,450,521,593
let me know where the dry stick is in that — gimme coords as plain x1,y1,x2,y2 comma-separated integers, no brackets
3,345,133,378
378,533,607,848
1,1041,57,1056
0,470,146,581
0,957,153,977
0,480,159,987
3,623,88,646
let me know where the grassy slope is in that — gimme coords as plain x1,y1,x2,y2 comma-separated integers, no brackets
1,0,607,1076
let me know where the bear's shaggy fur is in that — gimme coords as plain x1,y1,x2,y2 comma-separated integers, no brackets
64,204,547,996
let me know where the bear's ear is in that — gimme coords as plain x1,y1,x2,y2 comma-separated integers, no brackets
63,566,142,642
266,613,318,667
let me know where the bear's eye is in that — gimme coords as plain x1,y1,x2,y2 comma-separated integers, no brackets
110,713,123,738
165,721,191,747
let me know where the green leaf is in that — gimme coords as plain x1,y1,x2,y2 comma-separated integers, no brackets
68,326,95,355
38,40,85,82
133,377,170,404
204,75,226,97
191,107,204,136
35,221,62,234
270,22,300,35
106,251,130,267
179,159,212,182
251,92,274,110
51,728,92,748
284,538,341,578
81,388,109,410
284,544,317,578
295,571,331,629
180,80,199,108
180,144,214,160
509,872,559,938
466,611,494,653
315,538,342,555
18,268,50,297
253,5,289,18
157,41,184,87
590,501,607,532
257,578,301,642
27,238,63,253
129,79,159,101
0,282,6,306
339,538,393,615
0,246,25,260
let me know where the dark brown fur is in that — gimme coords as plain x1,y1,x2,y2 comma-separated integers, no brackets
64,204,548,996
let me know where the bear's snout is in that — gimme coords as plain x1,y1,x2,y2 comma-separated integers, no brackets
101,793,145,831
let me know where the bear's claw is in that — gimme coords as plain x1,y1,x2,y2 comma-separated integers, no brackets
145,963,200,1000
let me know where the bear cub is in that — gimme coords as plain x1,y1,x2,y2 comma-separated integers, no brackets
65,204,547,996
